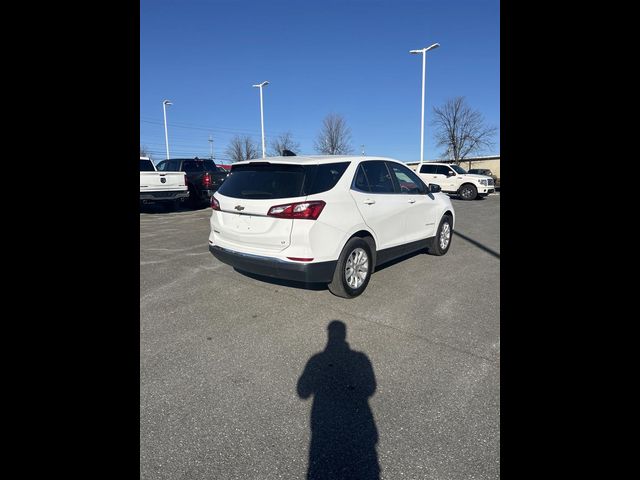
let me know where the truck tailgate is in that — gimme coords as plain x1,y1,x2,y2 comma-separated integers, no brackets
140,172,187,192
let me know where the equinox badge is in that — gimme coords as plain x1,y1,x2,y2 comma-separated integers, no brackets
234,205,245,211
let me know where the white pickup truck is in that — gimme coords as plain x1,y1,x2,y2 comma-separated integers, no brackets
139,157,189,210
416,162,495,200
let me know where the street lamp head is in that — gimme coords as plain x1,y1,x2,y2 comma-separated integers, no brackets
410,43,440,54
163,99,173,106
252,81,269,88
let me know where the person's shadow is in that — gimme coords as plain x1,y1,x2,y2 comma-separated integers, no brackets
297,321,380,480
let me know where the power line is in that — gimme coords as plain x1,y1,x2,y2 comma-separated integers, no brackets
140,118,314,141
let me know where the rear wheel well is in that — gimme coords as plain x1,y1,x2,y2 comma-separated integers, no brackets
348,230,377,270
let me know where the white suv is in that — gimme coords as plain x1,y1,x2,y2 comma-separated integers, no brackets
209,156,455,298
416,162,495,200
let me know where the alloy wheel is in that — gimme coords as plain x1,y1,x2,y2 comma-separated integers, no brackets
344,248,369,289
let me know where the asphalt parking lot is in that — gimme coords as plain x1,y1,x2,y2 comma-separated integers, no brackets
140,194,500,479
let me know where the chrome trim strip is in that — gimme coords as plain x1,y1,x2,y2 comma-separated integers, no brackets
218,209,270,217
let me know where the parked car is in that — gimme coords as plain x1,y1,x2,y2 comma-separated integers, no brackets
139,157,189,210
155,158,228,207
415,162,495,200
468,168,500,189
208,156,454,298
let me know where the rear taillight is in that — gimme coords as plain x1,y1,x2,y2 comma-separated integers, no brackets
211,196,220,210
203,172,212,187
267,201,326,220
183,174,188,186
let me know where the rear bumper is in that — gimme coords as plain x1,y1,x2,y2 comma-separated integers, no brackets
140,190,189,201
209,245,336,283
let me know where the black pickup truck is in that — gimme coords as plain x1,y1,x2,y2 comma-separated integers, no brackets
155,158,228,207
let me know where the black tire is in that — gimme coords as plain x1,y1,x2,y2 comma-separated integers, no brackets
328,237,373,299
187,187,200,208
427,214,453,256
458,183,477,200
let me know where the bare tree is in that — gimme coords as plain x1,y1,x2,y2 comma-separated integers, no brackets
314,113,353,155
269,131,301,156
225,135,260,162
432,97,497,164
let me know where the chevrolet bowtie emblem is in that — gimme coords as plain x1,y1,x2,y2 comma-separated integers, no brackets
234,205,245,211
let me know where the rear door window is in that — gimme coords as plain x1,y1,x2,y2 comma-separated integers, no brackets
420,164,437,174
360,161,395,193
435,165,452,176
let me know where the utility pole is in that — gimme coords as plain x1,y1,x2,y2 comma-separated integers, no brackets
361,144,365,156
209,135,214,160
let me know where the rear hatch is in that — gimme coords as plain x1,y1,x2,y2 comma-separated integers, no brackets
212,163,308,252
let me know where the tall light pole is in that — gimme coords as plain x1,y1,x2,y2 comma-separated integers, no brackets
162,99,173,160
410,43,439,163
252,81,269,158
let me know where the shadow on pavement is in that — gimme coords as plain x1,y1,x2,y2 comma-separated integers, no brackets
372,248,428,273
297,320,380,480
453,231,500,259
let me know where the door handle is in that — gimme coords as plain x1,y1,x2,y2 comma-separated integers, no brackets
408,199,416,204
363,199,376,205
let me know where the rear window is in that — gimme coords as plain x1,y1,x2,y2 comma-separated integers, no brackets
182,160,218,172
140,159,155,172
217,162,349,200
183,161,202,172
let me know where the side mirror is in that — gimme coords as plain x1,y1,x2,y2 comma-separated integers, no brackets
446,171,455,177
429,184,441,193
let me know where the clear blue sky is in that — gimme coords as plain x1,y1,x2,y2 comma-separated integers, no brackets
141,0,499,164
